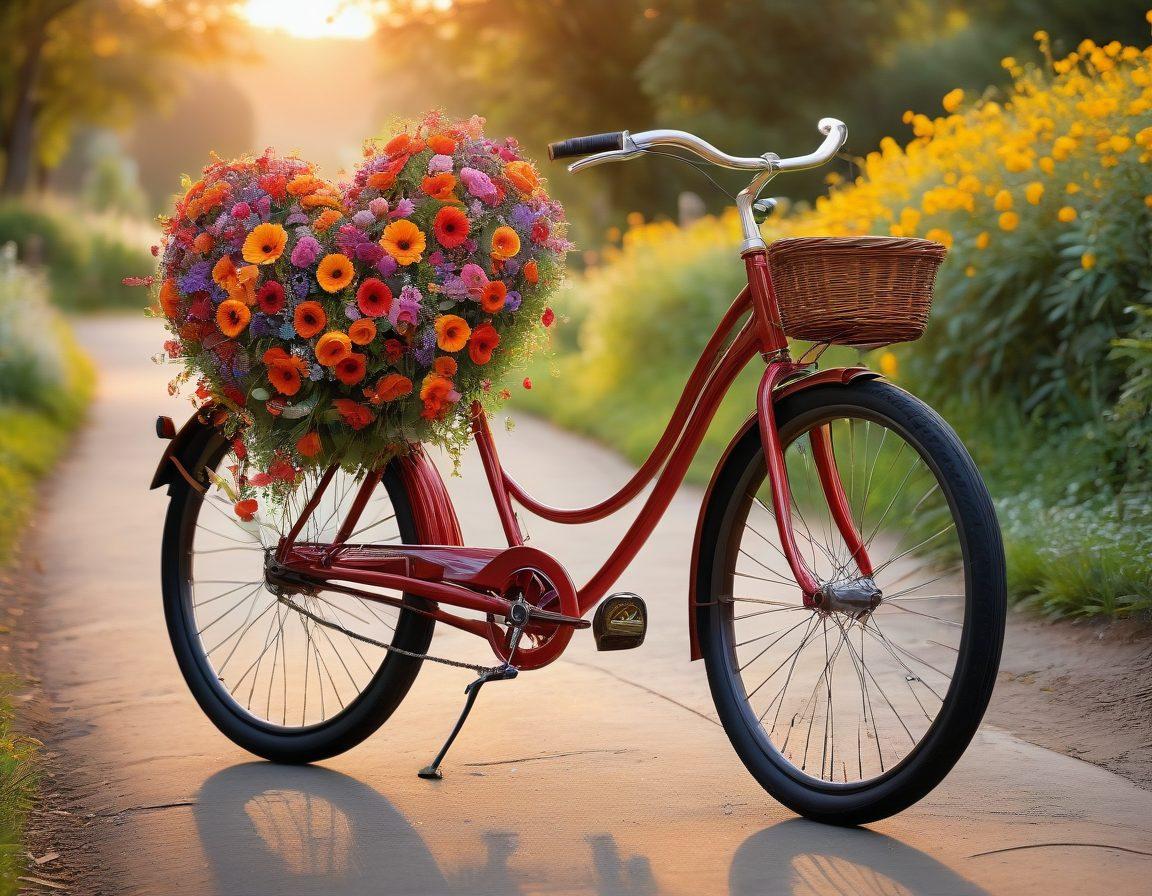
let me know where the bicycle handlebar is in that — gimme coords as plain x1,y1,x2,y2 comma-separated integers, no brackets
547,118,848,175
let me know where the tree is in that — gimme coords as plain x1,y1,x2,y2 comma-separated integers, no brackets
0,0,241,196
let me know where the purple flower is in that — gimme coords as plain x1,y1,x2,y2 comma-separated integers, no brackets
504,290,522,312
285,211,309,227
344,303,362,320
375,254,398,276
336,224,368,254
351,210,375,229
389,198,415,219
441,275,469,299
369,197,389,217
291,236,322,267
290,271,311,298
460,167,498,203
413,327,436,366
428,153,454,175
355,242,386,264
256,196,272,218
509,203,535,230
249,313,276,337
389,285,422,328
178,260,212,294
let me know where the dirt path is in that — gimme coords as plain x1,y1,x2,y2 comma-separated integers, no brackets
20,317,1152,895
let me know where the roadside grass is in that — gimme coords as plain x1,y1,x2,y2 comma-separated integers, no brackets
0,248,95,894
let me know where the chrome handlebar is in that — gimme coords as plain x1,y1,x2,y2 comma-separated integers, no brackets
566,118,848,175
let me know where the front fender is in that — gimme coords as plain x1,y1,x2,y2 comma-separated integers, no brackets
150,406,224,493
688,366,881,660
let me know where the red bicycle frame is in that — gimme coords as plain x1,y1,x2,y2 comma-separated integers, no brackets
269,246,878,668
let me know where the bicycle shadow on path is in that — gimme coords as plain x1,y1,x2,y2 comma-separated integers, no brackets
193,763,989,896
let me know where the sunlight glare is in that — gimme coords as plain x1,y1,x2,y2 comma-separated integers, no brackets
241,0,376,40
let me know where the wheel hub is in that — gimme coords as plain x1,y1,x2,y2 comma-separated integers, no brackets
812,577,882,618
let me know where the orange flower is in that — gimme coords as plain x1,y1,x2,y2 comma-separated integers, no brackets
523,259,539,285
333,399,375,430
421,173,458,201
480,280,507,313
234,498,259,521
287,174,324,196
334,352,367,385
419,373,457,419
314,208,343,231
380,220,426,266
367,171,397,191
434,314,471,352
159,278,181,318
300,193,342,210
349,318,377,345
364,373,413,404
263,347,310,396
469,323,500,365
242,222,288,264
504,161,539,195
212,255,259,304
296,432,322,458
293,301,327,338
216,299,251,337
385,133,414,156
434,356,458,377
315,331,352,366
316,253,354,293
491,225,521,260
193,232,214,254
212,254,237,287
433,206,470,248
429,134,457,155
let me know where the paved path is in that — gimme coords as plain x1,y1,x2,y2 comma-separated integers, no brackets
29,317,1152,895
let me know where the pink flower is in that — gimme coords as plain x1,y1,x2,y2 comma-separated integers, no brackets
369,197,389,217
231,202,251,219
460,167,498,203
428,154,454,175
459,263,488,295
290,235,321,267
389,198,415,218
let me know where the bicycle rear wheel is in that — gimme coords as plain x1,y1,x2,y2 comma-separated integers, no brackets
697,380,1005,824
161,431,435,762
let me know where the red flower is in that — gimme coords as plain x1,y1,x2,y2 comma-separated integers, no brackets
257,281,286,314
234,499,258,521
468,323,500,365
356,278,393,317
334,352,367,385
523,377,532,390
333,399,376,430
296,432,322,458
382,338,406,363
433,206,471,249
231,438,247,460
531,220,549,244
480,280,507,313
541,307,555,327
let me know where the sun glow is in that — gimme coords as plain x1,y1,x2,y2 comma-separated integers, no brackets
240,0,376,40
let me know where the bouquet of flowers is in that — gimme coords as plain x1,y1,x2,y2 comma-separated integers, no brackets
152,112,569,488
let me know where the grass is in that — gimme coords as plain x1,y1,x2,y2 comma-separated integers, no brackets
0,249,95,894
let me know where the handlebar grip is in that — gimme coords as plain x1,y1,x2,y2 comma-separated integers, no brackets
547,132,625,161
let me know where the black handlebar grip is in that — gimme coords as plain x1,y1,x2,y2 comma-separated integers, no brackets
547,132,625,161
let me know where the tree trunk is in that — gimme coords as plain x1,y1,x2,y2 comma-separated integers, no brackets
0,17,48,197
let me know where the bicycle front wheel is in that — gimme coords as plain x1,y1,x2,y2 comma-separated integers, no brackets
697,380,1005,825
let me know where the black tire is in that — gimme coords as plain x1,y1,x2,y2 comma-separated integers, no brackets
161,430,435,763
697,380,1005,825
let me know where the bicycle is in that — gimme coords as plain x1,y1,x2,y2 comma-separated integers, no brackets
152,118,1006,826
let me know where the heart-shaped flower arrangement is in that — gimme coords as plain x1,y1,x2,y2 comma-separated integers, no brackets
153,112,569,486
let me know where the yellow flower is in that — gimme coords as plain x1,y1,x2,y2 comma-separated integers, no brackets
1057,206,1077,222
994,189,1013,212
975,231,990,250
1025,182,1045,205
942,88,964,114
1144,195,1152,208
1109,135,1132,152
999,211,1020,231
878,351,898,379
1081,252,1096,269
1039,156,1055,174
924,227,953,248
965,265,976,277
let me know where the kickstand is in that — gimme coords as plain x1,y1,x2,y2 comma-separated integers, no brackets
418,663,519,780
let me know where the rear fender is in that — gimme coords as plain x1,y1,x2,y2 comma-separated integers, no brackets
688,366,881,659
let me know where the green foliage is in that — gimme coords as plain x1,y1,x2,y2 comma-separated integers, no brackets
0,680,38,896
0,200,154,310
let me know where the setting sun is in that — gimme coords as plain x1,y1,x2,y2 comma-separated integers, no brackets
240,0,376,39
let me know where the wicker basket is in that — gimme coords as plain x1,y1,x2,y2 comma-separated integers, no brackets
767,236,947,346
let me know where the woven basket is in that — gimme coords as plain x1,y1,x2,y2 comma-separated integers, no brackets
767,236,947,346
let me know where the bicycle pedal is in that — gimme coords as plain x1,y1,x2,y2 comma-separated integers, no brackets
592,593,647,651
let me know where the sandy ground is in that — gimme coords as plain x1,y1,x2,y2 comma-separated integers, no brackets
13,316,1152,895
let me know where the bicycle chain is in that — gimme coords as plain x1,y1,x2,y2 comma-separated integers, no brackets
277,594,503,677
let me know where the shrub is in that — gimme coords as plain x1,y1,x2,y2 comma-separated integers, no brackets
0,199,155,311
